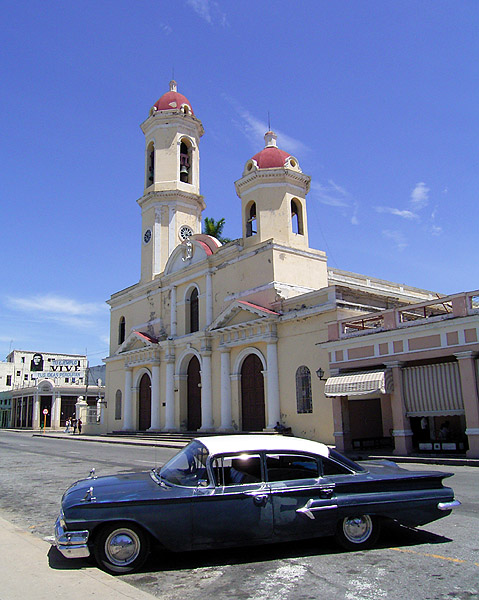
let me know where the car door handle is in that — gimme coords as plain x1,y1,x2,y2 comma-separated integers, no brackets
245,491,269,506
320,487,334,498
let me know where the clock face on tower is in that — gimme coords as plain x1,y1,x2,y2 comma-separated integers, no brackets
143,229,152,244
179,225,194,241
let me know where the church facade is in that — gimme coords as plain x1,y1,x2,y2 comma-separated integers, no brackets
104,82,479,457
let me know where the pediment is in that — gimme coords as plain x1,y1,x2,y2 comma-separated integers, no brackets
116,330,159,355
164,234,221,276
208,300,279,331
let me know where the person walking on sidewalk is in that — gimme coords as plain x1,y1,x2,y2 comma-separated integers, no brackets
78,419,82,435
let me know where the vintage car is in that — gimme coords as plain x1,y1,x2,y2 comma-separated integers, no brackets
54,434,460,574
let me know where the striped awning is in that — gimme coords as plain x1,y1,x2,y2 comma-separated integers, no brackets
402,363,464,416
324,370,392,397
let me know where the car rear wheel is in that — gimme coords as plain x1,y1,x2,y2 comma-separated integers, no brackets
94,523,150,574
335,515,380,550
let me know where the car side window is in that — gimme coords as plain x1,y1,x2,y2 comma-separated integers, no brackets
266,453,320,482
212,454,262,486
320,457,352,476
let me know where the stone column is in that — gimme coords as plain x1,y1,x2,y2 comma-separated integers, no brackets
220,348,232,430
206,271,213,327
33,392,40,429
200,351,214,430
123,367,134,431
53,391,62,429
150,362,161,431
164,355,176,431
75,396,88,428
170,286,177,337
266,339,281,429
455,352,479,458
386,362,413,455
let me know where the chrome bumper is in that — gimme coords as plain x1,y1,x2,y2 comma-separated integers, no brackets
54,516,90,559
438,499,461,511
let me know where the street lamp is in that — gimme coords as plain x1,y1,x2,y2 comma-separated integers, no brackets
316,367,325,380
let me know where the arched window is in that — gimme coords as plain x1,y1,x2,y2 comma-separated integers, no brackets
115,390,122,420
146,143,155,187
246,202,257,237
188,288,199,333
179,138,192,184
118,316,126,345
291,199,303,235
296,366,312,413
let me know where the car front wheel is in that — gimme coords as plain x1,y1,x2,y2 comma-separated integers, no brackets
335,515,380,550
94,523,150,574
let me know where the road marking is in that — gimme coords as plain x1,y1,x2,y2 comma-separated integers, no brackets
391,547,478,566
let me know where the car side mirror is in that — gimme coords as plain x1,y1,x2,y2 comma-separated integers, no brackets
197,479,209,488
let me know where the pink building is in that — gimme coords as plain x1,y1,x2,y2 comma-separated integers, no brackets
321,290,479,458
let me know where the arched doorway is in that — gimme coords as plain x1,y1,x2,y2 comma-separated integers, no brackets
40,396,52,428
138,373,151,431
241,354,265,431
187,356,201,431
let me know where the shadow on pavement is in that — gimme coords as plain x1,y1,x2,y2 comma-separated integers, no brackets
46,523,452,575
47,545,93,570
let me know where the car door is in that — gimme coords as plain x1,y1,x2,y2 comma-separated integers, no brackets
191,453,273,548
266,452,339,541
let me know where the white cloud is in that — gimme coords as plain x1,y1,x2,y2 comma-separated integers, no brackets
159,23,172,35
310,180,351,208
6,294,106,317
185,0,227,26
375,206,419,220
382,229,408,251
410,182,430,209
223,94,309,155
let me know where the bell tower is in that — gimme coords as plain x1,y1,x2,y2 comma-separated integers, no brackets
235,131,311,250
138,81,205,282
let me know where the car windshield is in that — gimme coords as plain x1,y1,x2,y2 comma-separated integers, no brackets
159,441,209,487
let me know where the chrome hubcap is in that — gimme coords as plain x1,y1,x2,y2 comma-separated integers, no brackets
342,515,373,544
105,529,141,566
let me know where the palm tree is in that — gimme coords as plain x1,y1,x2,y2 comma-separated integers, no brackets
203,217,231,244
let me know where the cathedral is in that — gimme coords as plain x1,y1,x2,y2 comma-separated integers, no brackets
104,82,479,457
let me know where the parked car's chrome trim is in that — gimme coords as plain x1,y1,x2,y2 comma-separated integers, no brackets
54,517,90,559
437,499,461,511
296,498,339,519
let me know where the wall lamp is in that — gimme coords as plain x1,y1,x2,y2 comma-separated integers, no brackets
316,367,325,380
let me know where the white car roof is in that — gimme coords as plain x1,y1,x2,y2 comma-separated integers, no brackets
194,434,330,458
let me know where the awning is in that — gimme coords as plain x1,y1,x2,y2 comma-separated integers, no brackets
402,363,464,416
324,370,392,397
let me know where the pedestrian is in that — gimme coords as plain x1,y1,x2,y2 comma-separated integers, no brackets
72,418,77,434
78,418,82,435
64,418,70,433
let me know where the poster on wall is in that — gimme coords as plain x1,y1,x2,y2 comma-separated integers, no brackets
30,355,83,379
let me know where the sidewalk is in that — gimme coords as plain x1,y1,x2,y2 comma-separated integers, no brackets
26,429,479,467
0,515,157,600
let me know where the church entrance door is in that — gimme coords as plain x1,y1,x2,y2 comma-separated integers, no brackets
241,354,265,431
138,373,151,431
187,356,202,431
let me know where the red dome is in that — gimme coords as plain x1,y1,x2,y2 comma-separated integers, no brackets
153,81,194,115
251,146,291,169
250,131,292,169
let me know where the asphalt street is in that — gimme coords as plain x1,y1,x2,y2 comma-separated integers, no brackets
0,430,477,600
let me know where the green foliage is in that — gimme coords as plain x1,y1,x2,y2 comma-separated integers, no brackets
203,217,231,244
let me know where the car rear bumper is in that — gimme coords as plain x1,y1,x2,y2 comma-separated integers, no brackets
54,516,90,559
437,499,461,511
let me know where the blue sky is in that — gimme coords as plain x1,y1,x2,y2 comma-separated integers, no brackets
1,0,478,364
